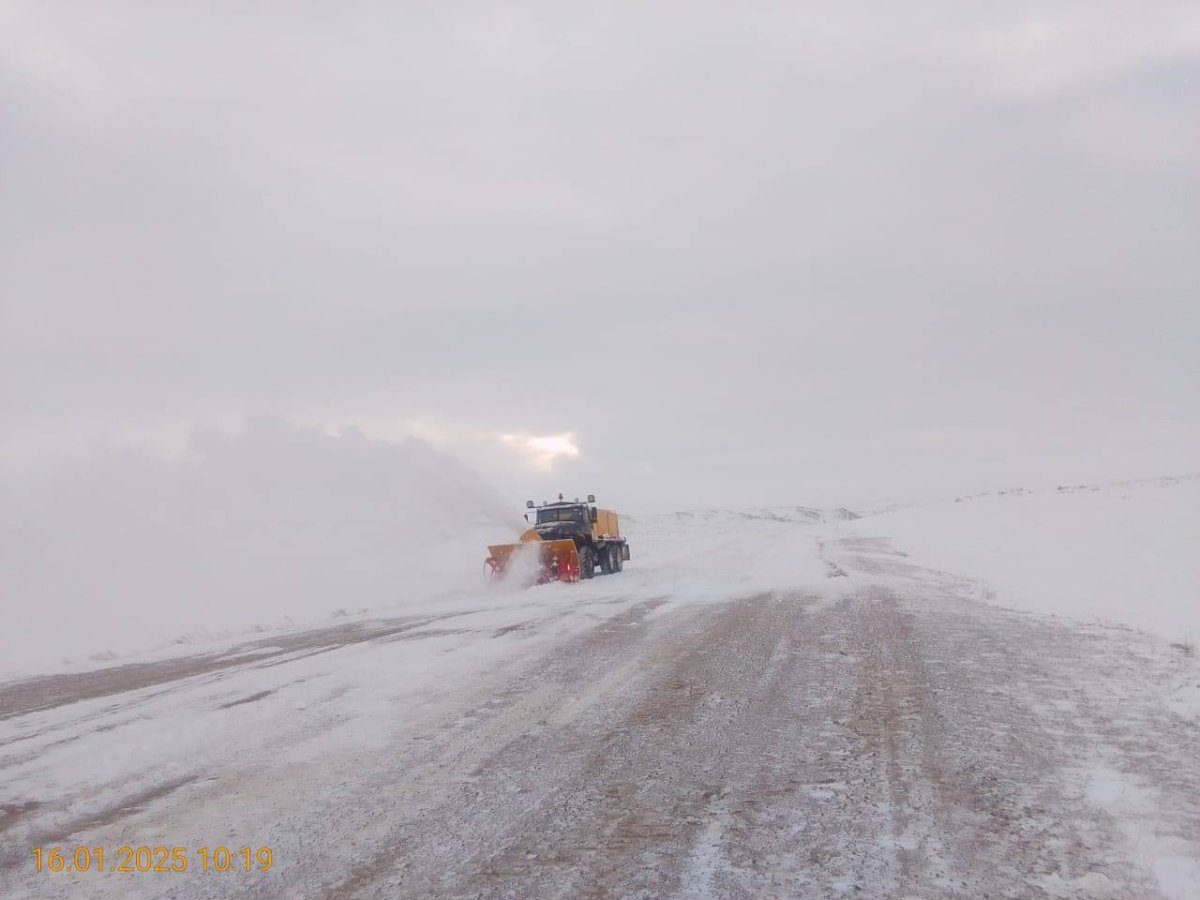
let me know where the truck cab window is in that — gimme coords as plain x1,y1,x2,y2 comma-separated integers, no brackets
537,507,584,524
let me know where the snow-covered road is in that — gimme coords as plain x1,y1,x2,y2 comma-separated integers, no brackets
3,519,1199,898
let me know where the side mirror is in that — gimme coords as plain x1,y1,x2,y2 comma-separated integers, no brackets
590,508,598,523
587,494,595,503
526,500,534,509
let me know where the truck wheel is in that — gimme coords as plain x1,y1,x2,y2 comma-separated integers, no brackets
579,546,596,579
599,545,614,575
613,545,624,573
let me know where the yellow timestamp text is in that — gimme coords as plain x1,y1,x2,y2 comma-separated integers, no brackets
32,846,273,874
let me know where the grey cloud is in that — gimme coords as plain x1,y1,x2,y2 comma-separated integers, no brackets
2,1,1196,509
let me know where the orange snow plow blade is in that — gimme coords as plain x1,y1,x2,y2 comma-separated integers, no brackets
485,538,580,584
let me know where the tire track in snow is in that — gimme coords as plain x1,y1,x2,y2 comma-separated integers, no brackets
3,540,1197,899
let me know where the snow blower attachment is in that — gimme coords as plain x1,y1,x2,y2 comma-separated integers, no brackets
485,533,580,584
485,494,629,586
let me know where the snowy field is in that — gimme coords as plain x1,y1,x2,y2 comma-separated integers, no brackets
853,474,1200,645
2,477,1198,898
5,425,1192,680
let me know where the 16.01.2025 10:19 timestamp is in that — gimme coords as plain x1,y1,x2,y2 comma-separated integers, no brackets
32,846,274,874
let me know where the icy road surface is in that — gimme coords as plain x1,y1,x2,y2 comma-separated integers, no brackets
2,519,1199,898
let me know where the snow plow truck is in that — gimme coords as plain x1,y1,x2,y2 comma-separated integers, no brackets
485,494,630,584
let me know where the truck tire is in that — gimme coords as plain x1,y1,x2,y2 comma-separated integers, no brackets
613,545,624,573
579,545,596,579
599,545,614,575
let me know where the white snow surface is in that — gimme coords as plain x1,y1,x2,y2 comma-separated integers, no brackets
848,474,1200,644
1,487,1198,898
5,460,1196,678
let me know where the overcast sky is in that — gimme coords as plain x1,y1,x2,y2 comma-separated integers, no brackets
2,1,1197,511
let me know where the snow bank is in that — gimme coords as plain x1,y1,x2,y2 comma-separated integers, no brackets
854,476,1200,643
0,418,519,675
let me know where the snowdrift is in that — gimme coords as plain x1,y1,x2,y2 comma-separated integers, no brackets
853,475,1200,644
0,419,518,674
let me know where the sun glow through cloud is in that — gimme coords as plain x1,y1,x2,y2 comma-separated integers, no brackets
500,432,581,469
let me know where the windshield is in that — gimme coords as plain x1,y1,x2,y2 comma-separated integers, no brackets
536,506,584,524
